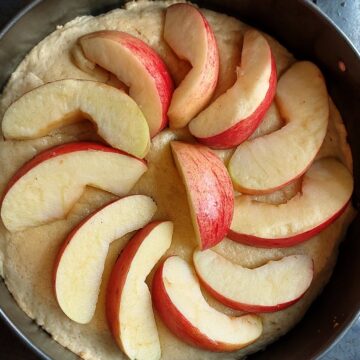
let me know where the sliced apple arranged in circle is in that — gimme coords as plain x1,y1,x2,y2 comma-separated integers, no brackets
54,195,157,324
79,30,174,137
228,61,329,194
107,221,173,360
1,11,353,358
1,142,147,232
171,141,234,250
194,250,314,312
152,256,262,351
188,30,277,148
164,3,219,128
2,79,150,158
228,158,353,247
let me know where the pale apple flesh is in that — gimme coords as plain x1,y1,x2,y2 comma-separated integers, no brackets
1,142,147,232
228,158,353,247
228,61,329,194
79,30,174,137
189,30,277,148
164,3,219,128
170,141,234,250
2,79,150,158
71,43,109,81
194,250,314,312
152,256,262,351
106,221,173,360
53,195,157,324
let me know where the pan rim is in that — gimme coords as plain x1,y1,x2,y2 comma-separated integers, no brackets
0,1,359,360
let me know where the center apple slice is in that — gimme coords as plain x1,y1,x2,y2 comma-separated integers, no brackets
194,250,314,312
188,30,276,148
152,256,262,351
170,141,234,250
164,3,219,128
54,195,157,324
228,61,329,194
106,221,173,360
2,79,150,158
79,30,174,137
228,158,353,247
1,142,147,232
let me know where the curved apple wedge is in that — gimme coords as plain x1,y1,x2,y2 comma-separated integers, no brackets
2,79,150,158
106,221,173,360
1,142,147,232
228,61,329,194
164,3,219,128
54,195,157,324
189,30,276,148
152,256,262,351
228,158,353,247
79,31,174,137
194,250,314,313
170,141,234,250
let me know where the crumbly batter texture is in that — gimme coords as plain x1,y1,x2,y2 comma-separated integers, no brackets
0,1,354,359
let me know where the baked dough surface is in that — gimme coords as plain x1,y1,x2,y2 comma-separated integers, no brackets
0,1,354,359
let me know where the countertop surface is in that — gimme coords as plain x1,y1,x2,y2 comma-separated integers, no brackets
0,0,359,359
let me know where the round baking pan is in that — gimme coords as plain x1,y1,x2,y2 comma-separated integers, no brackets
0,0,359,359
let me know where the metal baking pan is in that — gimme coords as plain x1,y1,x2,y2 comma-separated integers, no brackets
0,0,360,359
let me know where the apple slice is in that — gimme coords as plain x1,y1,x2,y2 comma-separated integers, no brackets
79,30,174,137
228,158,353,247
1,142,147,232
54,195,157,324
71,43,109,81
152,256,262,351
228,61,329,194
194,250,314,312
170,141,234,250
164,3,219,128
188,30,276,148
107,221,173,360
2,79,150,158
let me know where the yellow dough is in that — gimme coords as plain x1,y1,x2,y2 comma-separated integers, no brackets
0,1,354,359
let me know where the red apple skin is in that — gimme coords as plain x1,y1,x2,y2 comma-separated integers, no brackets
1,142,146,204
196,262,314,313
228,202,350,248
195,54,277,149
187,4,219,98
201,16,219,99
152,258,254,352
80,31,174,136
106,221,165,346
171,142,234,250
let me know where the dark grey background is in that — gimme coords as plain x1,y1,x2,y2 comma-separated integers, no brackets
0,0,359,359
